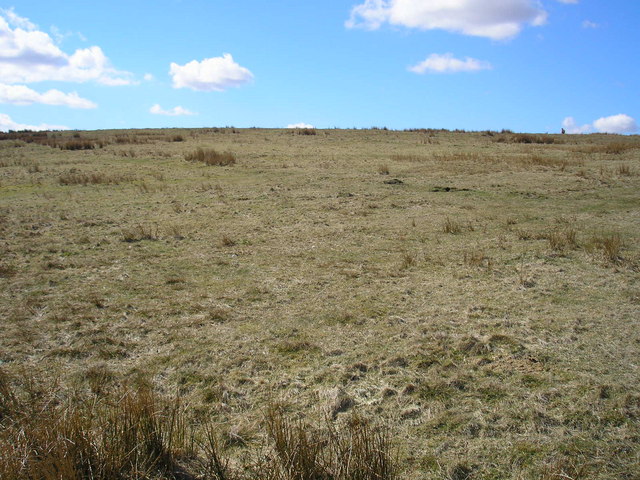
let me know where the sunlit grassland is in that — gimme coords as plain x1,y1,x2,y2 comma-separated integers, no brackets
1,128,639,479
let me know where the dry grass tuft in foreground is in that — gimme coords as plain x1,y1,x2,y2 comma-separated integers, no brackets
0,369,397,480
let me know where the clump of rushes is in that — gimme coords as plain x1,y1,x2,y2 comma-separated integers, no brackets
184,148,236,166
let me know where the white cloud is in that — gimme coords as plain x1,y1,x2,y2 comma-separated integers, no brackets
346,0,548,40
0,113,68,132
409,53,492,74
0,11,134,85
0,83,96,108
287,123,315,129
562,117,591,134
593,114,637,134
169,54,253,92
143,73,155,82
150,104,196,116
562,114,637,134
582,20,599,29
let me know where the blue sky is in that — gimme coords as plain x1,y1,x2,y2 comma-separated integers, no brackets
0,0,638,133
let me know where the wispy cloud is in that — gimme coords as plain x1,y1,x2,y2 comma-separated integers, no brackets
0,7,36,30
0,83,96,108
409,53,492,74
346,0,548,40
150,104,196,116
562,117,591,134
582,20,599,29
169,54,253,92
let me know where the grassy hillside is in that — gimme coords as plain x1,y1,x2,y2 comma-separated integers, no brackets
1,128,639,479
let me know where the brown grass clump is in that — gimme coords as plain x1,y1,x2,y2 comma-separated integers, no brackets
586,233,623,264
442,217,462,234
121,224,159,242
520,155,580,170
390,153,429,162
0,369,190,480
0,369,397,480
617,164,633,176
60,139,96,150
184,148,236,166
598,142,636,155
59,170,129,185
547,228,578,252
266,407,396,480
496,133,555,144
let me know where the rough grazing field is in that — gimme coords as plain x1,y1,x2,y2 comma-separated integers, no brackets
1,128,639,479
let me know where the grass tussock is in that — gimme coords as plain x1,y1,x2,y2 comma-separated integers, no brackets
464,248,492,269
121,224,160,242
547,228,579,252
295,128,317,136
377,164,390,175
266,407,396,480
442,217,474,235
59,170,130,185
586,233,624,265
496,133,555,144
0,369,397,480
184,148,236,166
389,153,429,162
519,154,581,170
581,142,639,155
60,139,97,150
0,369,190,480
617,164,633,176
432,152,482,162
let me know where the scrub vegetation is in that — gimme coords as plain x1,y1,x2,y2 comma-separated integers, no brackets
1,128,639,479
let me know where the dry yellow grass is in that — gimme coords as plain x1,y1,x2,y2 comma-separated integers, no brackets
1,128,639,479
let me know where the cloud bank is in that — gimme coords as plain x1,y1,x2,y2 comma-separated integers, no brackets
150,104,195,116
287,123,315,129
170,54,253,92
409,53,492,74
563,114,637,134
0,113,68,132
346,0,548,40
0,83,96,108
